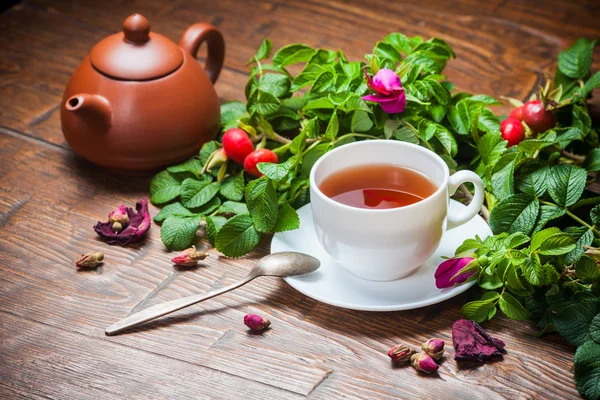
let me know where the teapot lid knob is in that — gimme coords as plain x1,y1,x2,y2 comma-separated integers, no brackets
123,14,150,44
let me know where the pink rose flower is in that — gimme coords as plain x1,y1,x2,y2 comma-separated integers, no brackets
362,67,406,114
434,257,476,289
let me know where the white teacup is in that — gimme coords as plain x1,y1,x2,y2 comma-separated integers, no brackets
309,140,484,281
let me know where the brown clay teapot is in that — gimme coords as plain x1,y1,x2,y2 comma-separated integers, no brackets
61,14,225,171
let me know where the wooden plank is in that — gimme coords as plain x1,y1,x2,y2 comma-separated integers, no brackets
0,129,581,398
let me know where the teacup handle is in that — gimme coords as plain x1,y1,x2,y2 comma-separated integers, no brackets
447,170,485,230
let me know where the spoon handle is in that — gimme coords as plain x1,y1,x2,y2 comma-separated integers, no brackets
105,274,255,336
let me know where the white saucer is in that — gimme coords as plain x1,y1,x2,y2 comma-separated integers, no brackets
270,200,492,311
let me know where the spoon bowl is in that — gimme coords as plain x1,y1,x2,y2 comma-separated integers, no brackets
253,251,320,277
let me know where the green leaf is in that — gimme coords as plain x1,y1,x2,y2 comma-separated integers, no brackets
351,110,373,132
580,71,600,100
592,205,600,225
167,158,203,177
516,166,548,198
557,38,596,79
290,129,307,155
281,97,308,110
461,292,499,323
489,195,539,235
504,232,530,248
249,89,281,116
477,108,500,134
491,153,517,201
272,204,300,233
192,196,221,215
215,214,261,257
447,102,470,135
154,202,194,223
499,292,531,320
374,41,402,62
199,141,220,166
341,94,372,113
534,205,566,233
219,173,244,201
272,44,316,68
245,177,278,232
522,254,544,286
591,314,600,344
575,340,600,400
301,143,329,176
291,71,319,92
150,171,183,205
584,149,600,172
531,227,562,251
468,94,502,105
257,156,296,181
303,97,335,111
181,179,220,208
539,233,577,256
567,229,595,265
547,164,587,207
246,38,272,65
577,256,600,284
478,273,503,290
220,101,247,130
219,201,249,215
384,33,413,54
205,215,227,247
324,111,340,139
554,300,600,346
160,215,202,251
258,73,290,99
310,71,335,94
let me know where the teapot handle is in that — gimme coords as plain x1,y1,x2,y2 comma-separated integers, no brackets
179,23,225,83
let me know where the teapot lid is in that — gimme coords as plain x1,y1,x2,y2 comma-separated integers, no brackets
90,14,183,81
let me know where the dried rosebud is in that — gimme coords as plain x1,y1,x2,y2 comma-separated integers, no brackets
244,314,271,332
76,252,104,268
410,352,439,374
421,338,445,361
94,199,151,246
388,344,413,365
452,319,506,362
109,205,129,233
171,245,209,267
584,246,600,263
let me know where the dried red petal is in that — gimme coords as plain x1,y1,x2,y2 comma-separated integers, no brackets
94,199,150,245
452,319,506,362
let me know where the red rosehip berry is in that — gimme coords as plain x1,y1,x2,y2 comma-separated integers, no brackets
222,128,254,164
500,117,525,147
522,100,556,133
509,105,524,121
243,149,278,177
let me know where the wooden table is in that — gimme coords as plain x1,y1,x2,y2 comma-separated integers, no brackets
1,1,599,398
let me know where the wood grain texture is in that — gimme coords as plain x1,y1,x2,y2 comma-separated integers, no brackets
0,0,599,399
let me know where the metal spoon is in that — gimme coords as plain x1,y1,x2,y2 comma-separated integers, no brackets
105,252,320,336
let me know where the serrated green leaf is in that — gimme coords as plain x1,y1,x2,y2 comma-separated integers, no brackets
220,101,247,130
301,142,329,176
219,173,244,201
584,149,600,172
554,300,600,346
257,156,297,181
199,141,220,166
592,205,600,225
249,89,281,116
215,214,261,257
575,340,600,400
489,195,539,235
205,215,227,247
567,229,595,265
516,166,548,198
150,171,183,205
547,164,587,207
534,205,566,233
310,71,335,94
272,44,316,68
245,178,278,232
504,232,530,248
303,97,335,111
246,38,272,65
154,202,194,223
291,71,319,92
351,110,373,132
522,253,543,286
591,315,600,344
181,179,220,208
447,101,470,135
478,273,503,290
539,233,577,255
491,153,517,201
577,256,600,284
219,201,249,215
324,111,339,139
161,215,202,251
341,94,372,113
272,204,300,233
374,41,402,62
290,129,307,155
499,292,531,320
557,38,596,79
580,71,600,100
461,293,499,323
191,196,221,216
167,158,203,177
531,227,562,251
477,108,500,134
258,73,290,99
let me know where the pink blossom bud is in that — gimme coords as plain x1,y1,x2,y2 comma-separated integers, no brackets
421,338,445,360
410,352,439,374
244,314,271,332
387,344,413,365
76,252,104,268
171,246,209,267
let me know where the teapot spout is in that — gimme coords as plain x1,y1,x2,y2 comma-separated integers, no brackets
65,94,111,130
